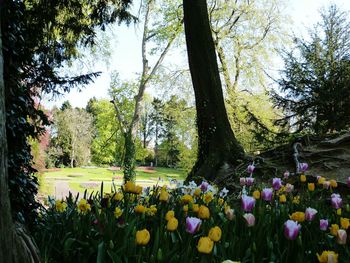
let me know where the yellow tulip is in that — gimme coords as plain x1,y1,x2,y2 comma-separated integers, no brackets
159,190,169,202
77,199,91,214
208,226,222,242
114,192,123,201
253,190,260,200
317,250,338,263
135,205,146,214
194,188,201,197
330,179,338,188
330,224,339,236
192,204,199,213
55,200,67,213
290,212,305,222
136,229,150,245
340,217,350,230
166,217,178,231
182,194,193,204
307,183,315,191
165,210,175,221
300,174,306,183
197,236,214,254
279,194,287,203
198,205,210,219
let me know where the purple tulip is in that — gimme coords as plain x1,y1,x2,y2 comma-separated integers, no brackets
305,207,317,221
241,195,256,212
272,178,283,191
240,177,246,186
347,177,350,187
331,193,342,209
200,181,209,192
247,164,255,174
283,171,290,179
261,188,273,201
285,183,294,193
243,213,255,227
337,229,347,245
284,220,301,240
186,217,202,234
320,219,329,231
298,162,308,173
246,177,254,186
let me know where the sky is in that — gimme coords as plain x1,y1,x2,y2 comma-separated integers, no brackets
43,0,350,109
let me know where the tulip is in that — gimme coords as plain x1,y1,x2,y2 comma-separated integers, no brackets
247,164,255,174
239,177,246,186
330,179,337,188
305,207,317,221
340,217,350,230
243,213,255,227
337,229,347,245
347,177,350,187
272,178,283,191
298,162,308,172
198,205,210,219
261,188,273,201
290,211,305,222
317,251,338,263
330,224,339,236
197,236,214,254
208,226,222,242
246,177,254,186
225,207,235,220
283,171,290,179
320,219,329,231
241,195,256,212
253,190,260,199
323,181,330,189
331,193,342,209
159,190,169,202
136,229,150,245
285,183,294,193
186,217,202,234
200,181,209,192
300,174,307,183
279,194,287,203
307,183,315,191
167,217,178,232
284,220,300,240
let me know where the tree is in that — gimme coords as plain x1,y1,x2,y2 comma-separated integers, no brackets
110,0,182,181
51,107,94,168
271,5,350,134
207,0,286,151
183,0,245,183
2,0,134,228
150,98,165,166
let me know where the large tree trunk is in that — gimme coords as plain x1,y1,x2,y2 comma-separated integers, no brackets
183,0,245,183
0,9,40,263
123,130,136,182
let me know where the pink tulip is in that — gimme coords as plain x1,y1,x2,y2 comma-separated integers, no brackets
261,188,273,201
246,177,254,186
186,217,202,234
200,181,209,192
272,178,283,191
240,177,246,186
305,207,317,221
241,195,256,212
320,219,329,231
243,213,255,227
283,171,290,179
247,164,255,174
298,162,308,172
285,183,294,193
323,181,330,189
284,220,301,240
337,229,347,245
331,193,342,209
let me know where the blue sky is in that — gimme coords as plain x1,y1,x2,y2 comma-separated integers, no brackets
43,0,350,109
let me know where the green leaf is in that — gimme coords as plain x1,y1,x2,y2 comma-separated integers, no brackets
97,241,105,263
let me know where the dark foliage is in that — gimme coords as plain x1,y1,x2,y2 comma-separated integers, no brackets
271,5,350,134
1,0,134,228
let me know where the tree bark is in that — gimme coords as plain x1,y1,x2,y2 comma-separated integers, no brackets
183,0,245,183
0,15,40,263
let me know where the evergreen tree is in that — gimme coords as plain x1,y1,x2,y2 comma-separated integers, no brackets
271,5,350,134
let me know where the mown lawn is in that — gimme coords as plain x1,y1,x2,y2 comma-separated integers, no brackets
38,166,187,198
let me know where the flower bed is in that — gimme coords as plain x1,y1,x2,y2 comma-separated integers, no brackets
35,165,350,263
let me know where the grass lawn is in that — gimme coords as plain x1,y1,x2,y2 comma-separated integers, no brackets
38,166,187,198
